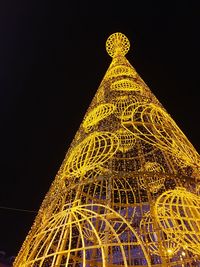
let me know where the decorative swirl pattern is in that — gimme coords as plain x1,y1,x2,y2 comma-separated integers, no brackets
155,187,200,256
64,132,119,177
83,103,115,131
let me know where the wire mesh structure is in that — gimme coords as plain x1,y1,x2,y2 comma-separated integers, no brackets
14,32,200,267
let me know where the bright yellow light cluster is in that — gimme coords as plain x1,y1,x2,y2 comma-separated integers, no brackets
16,202,150,267
14,32,200,267
105,65,137,79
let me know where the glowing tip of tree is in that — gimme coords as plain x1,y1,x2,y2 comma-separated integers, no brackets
106,32,130,58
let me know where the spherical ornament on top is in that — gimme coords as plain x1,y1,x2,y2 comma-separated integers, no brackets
106,32,130,58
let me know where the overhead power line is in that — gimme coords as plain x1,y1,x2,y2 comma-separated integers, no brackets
0,206,36,213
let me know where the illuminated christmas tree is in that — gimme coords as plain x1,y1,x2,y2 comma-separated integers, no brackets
14,33,200,267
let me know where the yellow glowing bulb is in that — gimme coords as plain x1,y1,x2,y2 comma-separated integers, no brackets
167,249,173,255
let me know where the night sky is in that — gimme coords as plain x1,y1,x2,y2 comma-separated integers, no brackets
0,0,199,258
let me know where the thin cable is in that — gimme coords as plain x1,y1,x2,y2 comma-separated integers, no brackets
0,206,36,213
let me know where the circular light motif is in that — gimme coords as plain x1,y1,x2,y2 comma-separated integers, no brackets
155,187,200,256
115,128,136,152
17,203,150,267
138,162,166,193
106,32,130,58
112,95,137,119
64,131,119,177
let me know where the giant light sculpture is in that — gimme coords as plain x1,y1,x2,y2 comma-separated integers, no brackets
14,33,200,267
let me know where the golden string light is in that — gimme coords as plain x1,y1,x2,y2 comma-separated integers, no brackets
105,65,137,79
106,32,130,58
16,202,151,267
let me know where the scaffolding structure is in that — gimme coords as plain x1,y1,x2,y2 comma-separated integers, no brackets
14,32,200,267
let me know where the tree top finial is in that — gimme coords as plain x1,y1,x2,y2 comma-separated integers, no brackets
106,32,130,58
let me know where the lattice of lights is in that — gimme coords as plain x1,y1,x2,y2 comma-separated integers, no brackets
105,65,137,79
15,202,151,267
140,209,180,257
155,187,200,256
14,32,200,267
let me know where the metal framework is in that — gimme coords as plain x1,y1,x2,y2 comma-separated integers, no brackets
14,32,200,267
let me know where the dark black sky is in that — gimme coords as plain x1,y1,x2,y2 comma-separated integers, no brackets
0,0,199,258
